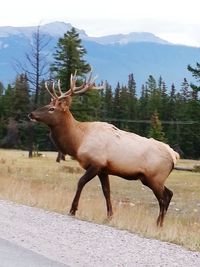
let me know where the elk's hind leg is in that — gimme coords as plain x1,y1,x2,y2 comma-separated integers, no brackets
164,186,173,212
152,184,173,227
141,176,173,227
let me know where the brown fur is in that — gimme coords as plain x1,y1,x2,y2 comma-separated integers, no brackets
29,95,179,227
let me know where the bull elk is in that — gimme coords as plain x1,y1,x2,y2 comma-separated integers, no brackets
29,70,179,227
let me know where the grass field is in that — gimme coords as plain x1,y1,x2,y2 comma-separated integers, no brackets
0,149,199,251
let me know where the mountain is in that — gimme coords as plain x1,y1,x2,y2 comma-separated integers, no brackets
0,22,86,39
0,21,168,44
88,32,169,45
0,21,199,90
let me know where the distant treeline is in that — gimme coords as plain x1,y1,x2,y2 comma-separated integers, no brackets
0,73,199,159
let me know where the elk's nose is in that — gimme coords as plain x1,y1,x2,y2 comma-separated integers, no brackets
28,113,36,121
28,113,32,120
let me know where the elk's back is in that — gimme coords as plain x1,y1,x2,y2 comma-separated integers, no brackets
77,122,175,178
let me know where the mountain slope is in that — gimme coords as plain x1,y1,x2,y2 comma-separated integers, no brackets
0,22,199,89
84,40,199,87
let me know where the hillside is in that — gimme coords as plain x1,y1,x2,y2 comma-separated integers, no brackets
0,22,199,89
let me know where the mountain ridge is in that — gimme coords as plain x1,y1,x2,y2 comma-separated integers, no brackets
0,22,198,89
0,21,170,45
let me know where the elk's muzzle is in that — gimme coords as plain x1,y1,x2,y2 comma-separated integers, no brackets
28,112,37,122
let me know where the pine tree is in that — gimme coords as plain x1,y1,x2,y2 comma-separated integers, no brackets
128,73,136,97
169,83,176,116
120,85,130,129
158,76,163,90
13,73,30,120
148,111,166,142
127,73,137,122
51,27,90,90
102,81,113,120
180,78,191,102
113,82,122,128
139,84,149,120
2,84,15,118
170,83,176,98
146,75,162,115
159,78,169,120
146,75,157,94
187,62,200,99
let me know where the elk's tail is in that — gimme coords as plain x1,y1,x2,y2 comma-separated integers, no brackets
163,143,180,165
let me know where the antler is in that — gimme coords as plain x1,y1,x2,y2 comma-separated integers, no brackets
45,70,105,100
45,79,67,100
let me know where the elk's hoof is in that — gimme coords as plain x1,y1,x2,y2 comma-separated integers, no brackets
103,215,113,223
69,210,76,216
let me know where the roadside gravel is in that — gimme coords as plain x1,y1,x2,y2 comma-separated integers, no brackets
0,199,199,267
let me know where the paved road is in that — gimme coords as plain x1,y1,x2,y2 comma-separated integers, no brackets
0,200,199,267
0,238,68,267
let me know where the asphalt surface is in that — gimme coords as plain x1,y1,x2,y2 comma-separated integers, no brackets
0,238,68,267
0,200,199,267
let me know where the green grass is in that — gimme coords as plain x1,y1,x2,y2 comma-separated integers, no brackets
0,149,199,251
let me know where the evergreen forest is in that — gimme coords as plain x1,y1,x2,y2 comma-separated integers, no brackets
0,28,199,159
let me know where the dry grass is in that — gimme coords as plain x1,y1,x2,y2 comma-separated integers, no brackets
0,149,199,251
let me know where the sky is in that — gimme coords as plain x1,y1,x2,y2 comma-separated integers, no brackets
1,0,200,47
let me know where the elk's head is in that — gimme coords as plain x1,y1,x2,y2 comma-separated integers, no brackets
29,70,104,127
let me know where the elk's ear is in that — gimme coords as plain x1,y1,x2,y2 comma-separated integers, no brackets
59,96,72,111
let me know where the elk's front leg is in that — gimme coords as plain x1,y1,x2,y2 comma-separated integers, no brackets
69,166,98,216
98,171,113,218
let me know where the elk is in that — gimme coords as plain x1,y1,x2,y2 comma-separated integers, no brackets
29,71,179,227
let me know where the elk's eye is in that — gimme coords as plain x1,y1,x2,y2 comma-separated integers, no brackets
48,107,55,112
